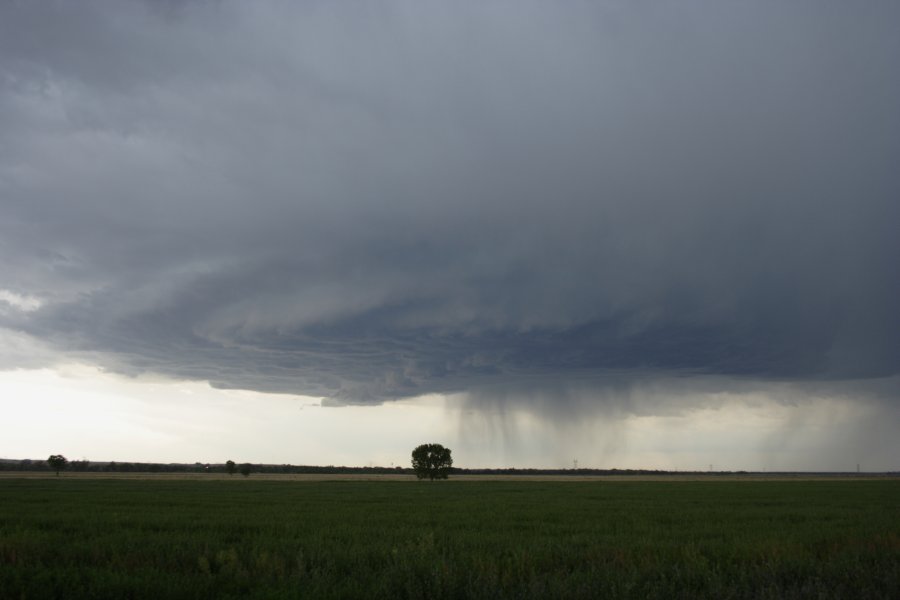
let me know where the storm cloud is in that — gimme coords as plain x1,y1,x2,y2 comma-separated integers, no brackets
1,2,898,408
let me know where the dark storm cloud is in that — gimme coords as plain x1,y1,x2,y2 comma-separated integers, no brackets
1,1,898,406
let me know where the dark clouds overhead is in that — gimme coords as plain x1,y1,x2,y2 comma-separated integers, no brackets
1,2,898,405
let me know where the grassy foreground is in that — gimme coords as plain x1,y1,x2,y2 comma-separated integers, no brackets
1,478,898,599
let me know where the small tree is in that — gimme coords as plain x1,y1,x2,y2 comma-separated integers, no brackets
226,460,236,476
239,463,252,477
411,443,453,480
47,454,68,476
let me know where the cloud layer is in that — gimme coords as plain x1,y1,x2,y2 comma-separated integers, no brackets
2,2,898,407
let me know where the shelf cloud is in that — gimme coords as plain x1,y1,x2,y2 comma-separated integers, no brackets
2,1,898,413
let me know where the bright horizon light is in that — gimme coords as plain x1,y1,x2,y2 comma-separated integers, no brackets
2,364,895,472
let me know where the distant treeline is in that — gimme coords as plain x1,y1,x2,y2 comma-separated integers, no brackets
1,459,894,477
0,459,410,475
0,459,695,476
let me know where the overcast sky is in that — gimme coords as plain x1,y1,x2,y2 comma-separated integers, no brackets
1,2,898,470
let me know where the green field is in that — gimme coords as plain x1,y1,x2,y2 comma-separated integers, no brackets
1,478,898,599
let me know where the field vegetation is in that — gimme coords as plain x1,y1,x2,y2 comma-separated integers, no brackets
1,478,897,598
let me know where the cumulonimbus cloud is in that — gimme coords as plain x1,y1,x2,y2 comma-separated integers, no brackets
1,2,898,408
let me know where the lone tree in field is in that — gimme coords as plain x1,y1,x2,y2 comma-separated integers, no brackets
225,460,236,476
47,454,68,476
239,463,252,477
411,443,453,480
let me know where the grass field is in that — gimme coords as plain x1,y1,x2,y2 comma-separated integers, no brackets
1,477,898,599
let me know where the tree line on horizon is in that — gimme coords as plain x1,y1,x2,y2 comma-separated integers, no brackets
0,457,414,475
0,456,814,476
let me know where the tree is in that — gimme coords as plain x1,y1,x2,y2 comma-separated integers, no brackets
226,460,236,476
411,443,453,480
47,454,68,476
239,463,252,477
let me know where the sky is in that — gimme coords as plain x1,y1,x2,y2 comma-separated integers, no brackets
1,1,898,471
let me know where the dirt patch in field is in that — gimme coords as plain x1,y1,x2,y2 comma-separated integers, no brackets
0,472,895,482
